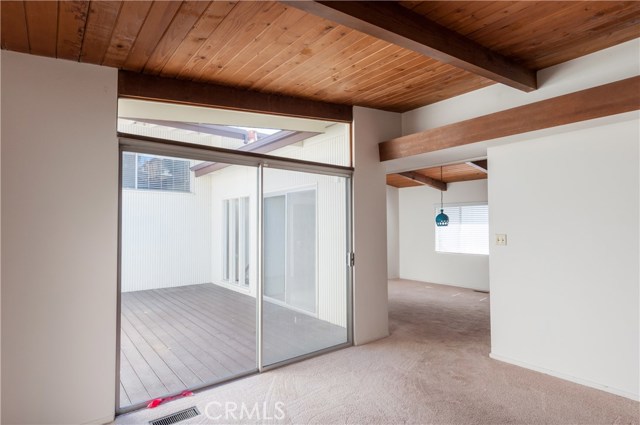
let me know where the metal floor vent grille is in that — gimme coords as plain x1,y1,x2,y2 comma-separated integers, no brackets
150,407,200,425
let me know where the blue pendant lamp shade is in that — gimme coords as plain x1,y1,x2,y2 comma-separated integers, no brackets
435,166,449,226
435,209,449,226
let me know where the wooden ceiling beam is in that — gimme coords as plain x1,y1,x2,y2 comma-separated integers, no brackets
379,76,640,161
398,172,447,191
281,0,537,92
466,160,488,173
118,71,353,123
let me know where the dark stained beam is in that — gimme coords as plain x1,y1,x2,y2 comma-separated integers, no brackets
118,71,353,123
379,76,640,161
466,160,488,173
282,1,537,92
398,172,447,191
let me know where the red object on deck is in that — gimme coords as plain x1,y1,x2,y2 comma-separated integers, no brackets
147,390,194,408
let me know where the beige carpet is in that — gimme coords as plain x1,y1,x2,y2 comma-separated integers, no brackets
114,279,639,425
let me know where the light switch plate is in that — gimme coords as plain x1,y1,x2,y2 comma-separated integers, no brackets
496,234,507,246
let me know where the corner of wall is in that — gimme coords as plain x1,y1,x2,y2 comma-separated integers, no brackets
352,107,401,345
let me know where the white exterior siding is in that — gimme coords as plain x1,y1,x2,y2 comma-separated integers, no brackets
270,124,350,166
120,162,212,292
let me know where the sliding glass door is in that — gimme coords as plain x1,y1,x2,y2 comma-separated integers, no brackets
119,151,258,411
118,136,352,412
262,169,350,367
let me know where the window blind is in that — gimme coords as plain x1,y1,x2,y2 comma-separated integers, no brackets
435,203,489,255
122,152,191,192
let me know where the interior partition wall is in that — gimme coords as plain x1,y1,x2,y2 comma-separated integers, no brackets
117,134,353,413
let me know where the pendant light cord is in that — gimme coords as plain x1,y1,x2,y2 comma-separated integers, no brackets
440,166,444,209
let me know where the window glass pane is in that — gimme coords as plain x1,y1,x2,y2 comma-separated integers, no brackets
264,196,286,301
242,197,250,286
232,198,239,282
134,154,191,192
122,153,136,189
118,100,351,167
120,152,258,410
223,200,229,281
286,190,316,314
262,169,349,366
435,204,489,255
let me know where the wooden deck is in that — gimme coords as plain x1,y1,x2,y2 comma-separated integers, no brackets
119,283,347,408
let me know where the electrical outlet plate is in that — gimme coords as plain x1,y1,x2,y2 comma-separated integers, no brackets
496,234,507,246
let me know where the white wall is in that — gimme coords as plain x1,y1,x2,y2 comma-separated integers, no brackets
120,166,212,292
352,106,401,345
386,39,640,174
390,36,640,400
488,119,639,400
1,51,118,424
402,39,640,135
386,186,399,279
399,180,489,291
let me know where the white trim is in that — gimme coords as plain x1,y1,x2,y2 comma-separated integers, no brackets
489,352,640,402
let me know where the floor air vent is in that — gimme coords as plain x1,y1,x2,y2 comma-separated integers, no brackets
150,407,200,425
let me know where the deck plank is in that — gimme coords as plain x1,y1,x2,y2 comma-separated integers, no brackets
120,330,169,400
123,302,204,389
142,290,256,368
122,315,186,395
130,291,243,376
123,294,220,384
119,382,131,408
119,283,348,408
119,351,150,405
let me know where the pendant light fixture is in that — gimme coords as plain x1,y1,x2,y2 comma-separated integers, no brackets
435,166,449,227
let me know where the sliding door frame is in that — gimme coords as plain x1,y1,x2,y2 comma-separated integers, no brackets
116,132,354,413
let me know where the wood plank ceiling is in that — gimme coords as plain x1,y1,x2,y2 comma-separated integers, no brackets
1,1,639,113
386,161,488,189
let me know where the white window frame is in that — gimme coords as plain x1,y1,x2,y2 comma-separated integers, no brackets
434,202,489,256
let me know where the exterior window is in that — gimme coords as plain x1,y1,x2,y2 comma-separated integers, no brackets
122,152,191,192
223,197,250,286
435,203,489,255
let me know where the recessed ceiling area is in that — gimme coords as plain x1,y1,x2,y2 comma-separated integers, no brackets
2,1,638,112
386,160,488,189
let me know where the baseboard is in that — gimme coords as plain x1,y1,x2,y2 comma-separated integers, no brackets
489,353,639,402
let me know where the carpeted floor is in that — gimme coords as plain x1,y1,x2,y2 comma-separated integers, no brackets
114,279,639,425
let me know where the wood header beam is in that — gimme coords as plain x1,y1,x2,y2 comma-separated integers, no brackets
118,71,353,123
398,172,447,191
282,1,537,92
379,76,640,161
